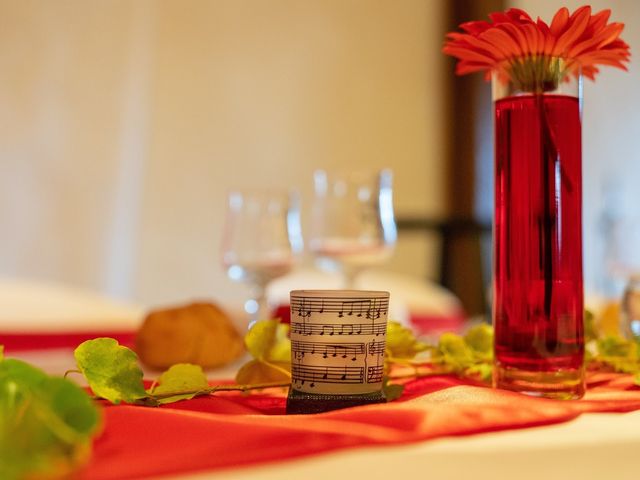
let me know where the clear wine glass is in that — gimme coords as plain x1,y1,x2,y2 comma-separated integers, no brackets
308,169,397,288
221,189,302,327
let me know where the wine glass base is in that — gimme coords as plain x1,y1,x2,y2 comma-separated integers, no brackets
494,364,585,400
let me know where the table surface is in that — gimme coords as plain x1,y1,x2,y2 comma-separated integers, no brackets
13,348,640,480
198,411,640,480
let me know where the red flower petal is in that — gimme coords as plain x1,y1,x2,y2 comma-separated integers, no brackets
460,20,492,36
536,18,551,35
443,5,630,82
498,23,529,56
450,33,505,61
553,6,592,56
489,12,511,24
550,7,570,37
444,46,496,65
455,62,491,75
506,8,533,24
595,22,625,48
569,5,592,23
478,29,519,58
584,9,611,38
568,22,625,58
521,23,541,55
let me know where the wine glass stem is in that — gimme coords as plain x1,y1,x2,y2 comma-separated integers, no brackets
342,266,360,289
248,281,270,329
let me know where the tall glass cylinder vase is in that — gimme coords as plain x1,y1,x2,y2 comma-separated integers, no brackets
492,61,585,399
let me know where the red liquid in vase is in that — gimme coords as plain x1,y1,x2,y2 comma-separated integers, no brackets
493,94,584,397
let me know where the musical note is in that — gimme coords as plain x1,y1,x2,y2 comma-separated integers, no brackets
291,341,365,360
373,323,385,336
366,365,384,383
367,340,386,357
339,300,372,318
292,297,320,318
320,325,334,336
297,297,304,317
290,322,387,336
289,296,388,320
297,297,311,318
291,364,364,385
339,324,354,336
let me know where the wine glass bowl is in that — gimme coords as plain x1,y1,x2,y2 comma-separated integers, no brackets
221,189,302,325
309,169,396,287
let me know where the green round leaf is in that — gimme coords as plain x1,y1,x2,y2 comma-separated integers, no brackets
149,363,209,405
244,319,290,362
386,321,428,359
1,357,101,479
464,324,494,358
235,359,291,385
74,338,147,404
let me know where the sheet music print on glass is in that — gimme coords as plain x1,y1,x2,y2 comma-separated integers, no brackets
289,290,389,395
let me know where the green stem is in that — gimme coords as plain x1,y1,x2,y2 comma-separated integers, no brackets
387,365,454,380
537,93,555,318
148,381,291,400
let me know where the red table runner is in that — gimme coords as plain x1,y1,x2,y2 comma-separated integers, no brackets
81,372,640,480
1,332,136,352
0,308,463,353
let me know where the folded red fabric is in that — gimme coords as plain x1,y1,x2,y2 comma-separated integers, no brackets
80,372,640,480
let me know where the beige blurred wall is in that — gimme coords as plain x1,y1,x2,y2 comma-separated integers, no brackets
0,0,447,308
0,1,135,289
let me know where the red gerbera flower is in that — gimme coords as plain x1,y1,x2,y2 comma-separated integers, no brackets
443,5,630,90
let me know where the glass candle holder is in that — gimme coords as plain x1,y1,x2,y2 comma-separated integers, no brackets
286,289,389,414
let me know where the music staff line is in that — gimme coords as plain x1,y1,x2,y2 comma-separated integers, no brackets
291,364,384,387
291,340,385,361
290,297,389,319
367,340,385,356
367,365,383,383
291,321,386,337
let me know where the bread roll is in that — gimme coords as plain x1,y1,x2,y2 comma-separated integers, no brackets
136,302,244,369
